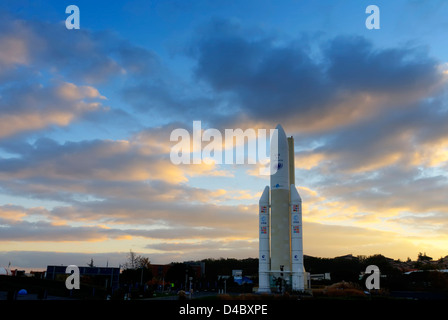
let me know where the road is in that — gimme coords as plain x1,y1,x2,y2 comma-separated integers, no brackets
146,291,219,300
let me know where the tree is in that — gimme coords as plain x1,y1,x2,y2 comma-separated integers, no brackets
121,250,153,285
122,250,152,269
87,258,95,267
166,263,195,284
138,257,151,269
418,252,432,262
123,250,138,269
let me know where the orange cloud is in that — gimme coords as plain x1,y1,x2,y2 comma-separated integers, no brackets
0,111,74,138
295,152,325,170
0,37,29,66
0,82,105,139
0,205,27,222
56,82,106,100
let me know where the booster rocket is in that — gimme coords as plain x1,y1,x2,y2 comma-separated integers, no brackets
258,124,305,293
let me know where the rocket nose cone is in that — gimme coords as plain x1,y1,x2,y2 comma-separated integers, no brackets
259,186,270,204
275,124,286,135
270,124,289,188
271,125,287,146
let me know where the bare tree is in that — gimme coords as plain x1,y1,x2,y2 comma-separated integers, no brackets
123,250,151,269
121,250,153,285
123,250,137,269
87,258,95,267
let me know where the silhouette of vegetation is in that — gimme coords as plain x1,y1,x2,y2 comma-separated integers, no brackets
418,252,432,262
304,255,362,282
120,250,153,285
165,262,196,285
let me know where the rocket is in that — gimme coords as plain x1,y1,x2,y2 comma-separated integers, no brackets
258,124,305,293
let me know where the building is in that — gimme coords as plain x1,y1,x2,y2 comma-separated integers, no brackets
310,273,331,281
149,264,171,279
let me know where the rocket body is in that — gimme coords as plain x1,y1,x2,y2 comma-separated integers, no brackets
258,124,306,293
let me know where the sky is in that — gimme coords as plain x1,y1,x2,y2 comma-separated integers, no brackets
1,0,448,270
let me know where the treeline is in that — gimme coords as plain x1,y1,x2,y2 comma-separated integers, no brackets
118,252,448,296
196,255,397,283
155,254,401,285
198,254,448,292
304,254,400,283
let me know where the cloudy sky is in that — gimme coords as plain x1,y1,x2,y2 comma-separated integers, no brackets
1,0,448,269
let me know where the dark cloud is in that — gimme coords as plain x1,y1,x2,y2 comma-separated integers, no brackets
0,81,106,140
191,19,329,124
301,162,448,231
0,13,161,84
0,218,124,242
121,80,226,122
297,91,448,175
0,13,163,140
6,13,442,133
189,19,445,130
0,198,258,256
0,132,258,241
0,250,128,269
0,14,228,126
0,214,250,242
0,137,168,181
322,36,440,92
145,239,256,252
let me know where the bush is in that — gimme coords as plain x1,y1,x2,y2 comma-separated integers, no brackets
315,281,366,298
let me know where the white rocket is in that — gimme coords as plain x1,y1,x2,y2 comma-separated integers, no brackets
258,124,305,293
